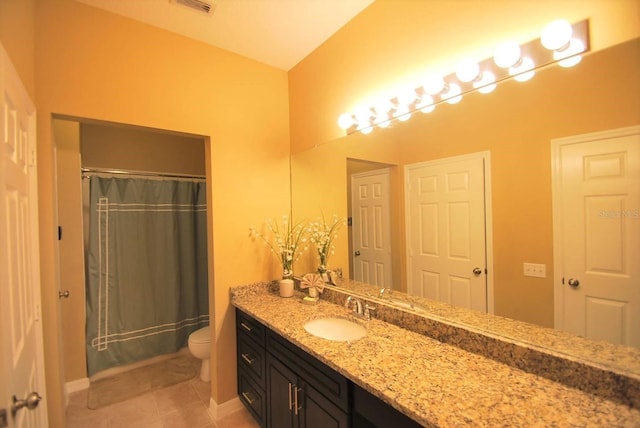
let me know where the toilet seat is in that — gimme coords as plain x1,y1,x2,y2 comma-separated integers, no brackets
189,326,210,344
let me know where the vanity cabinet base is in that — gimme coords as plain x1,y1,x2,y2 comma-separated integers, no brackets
236,308,420,428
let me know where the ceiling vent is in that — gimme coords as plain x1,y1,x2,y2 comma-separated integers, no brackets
172,0,216,16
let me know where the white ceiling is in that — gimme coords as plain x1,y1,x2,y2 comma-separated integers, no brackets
74,0,374,70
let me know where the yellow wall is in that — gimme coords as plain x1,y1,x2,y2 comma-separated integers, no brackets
289,0,640,152
0,0,35,98
7,0,291,424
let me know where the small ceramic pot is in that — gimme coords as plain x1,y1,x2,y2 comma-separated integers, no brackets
279,279,294,298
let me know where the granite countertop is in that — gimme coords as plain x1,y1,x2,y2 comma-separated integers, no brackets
231,283,640,427
332,279,640,380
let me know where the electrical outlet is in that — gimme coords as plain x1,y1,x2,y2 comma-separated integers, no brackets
523,263,546,278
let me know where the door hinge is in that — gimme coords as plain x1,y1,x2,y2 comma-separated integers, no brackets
58,226,62,240
29,148,37,167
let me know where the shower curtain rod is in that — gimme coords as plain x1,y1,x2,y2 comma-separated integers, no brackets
81,167,205,180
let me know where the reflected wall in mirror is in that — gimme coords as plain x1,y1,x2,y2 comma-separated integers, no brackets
292,39,640,333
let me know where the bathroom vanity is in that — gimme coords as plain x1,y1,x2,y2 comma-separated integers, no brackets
231,282,640,427
236,308,419,427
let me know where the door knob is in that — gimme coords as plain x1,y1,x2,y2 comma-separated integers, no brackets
568,278,580,287
11,392,41,415
472,267,482,276
355,251,361,256
58,290,70,299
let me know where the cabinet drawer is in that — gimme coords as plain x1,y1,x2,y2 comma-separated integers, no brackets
267,330,349,412
237,309,266,346
238,332,266,388
238,368,266,427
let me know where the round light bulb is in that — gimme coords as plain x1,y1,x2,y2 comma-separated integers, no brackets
515,70,535,82
441,83,462,104
421,105,435,114
373,101,391,126
493,41,522,68
357,122,373,134
397,88,418,107
377,118,391,128
509,56,535,82
473,71,496,94
455,60,480,83
554,38,585,67
373,112,390,126
423,74,445,95
354,107,373,124
360,126,373,135
558,55,582,68
338,113,354,129
415,94,435,113
374,100,391,114
541,19,573,51
393,105,411,120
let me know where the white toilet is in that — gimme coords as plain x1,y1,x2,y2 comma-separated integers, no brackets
188,326,211,382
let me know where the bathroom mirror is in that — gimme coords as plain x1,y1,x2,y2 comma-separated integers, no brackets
291,39,640,333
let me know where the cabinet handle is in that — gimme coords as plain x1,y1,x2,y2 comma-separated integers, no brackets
241,353,255,365
241,391,255,405
294,386,302,416
240,322,252,332
288,383,293,411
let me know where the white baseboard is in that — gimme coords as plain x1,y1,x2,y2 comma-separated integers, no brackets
64,378,90,405
208,396,243,420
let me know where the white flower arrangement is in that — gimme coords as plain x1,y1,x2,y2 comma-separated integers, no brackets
308,214,345,274
250,215,308,279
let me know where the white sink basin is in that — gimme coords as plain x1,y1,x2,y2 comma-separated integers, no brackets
303,317,366,342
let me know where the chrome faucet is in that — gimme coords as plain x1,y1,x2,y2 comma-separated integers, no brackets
378,287,392,299
345,295,375,320
345,295,362,314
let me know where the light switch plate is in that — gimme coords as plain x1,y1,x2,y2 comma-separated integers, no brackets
524,263,546,278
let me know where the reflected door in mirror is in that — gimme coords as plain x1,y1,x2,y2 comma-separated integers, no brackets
351,169,393,286
554,127,640,347
406,154,488,312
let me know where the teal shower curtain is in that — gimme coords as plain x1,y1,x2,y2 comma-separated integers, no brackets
85,176,209,376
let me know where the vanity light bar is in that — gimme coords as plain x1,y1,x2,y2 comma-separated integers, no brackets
338,19,590,135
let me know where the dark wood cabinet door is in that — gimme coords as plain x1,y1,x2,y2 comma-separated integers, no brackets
267,354,298,428
299,381,349,428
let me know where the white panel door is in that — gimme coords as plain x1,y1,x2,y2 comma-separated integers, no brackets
351,169,392,287
553,126,640,347
406,154,487,312
0,44,47,427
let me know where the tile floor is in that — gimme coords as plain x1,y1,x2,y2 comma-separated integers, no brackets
66,377,260,428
